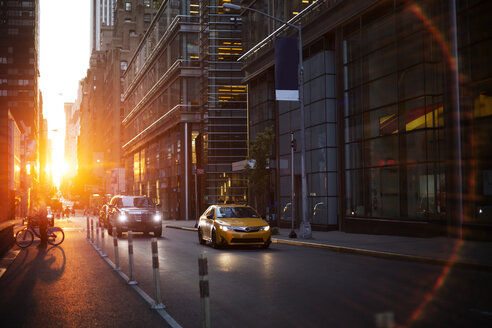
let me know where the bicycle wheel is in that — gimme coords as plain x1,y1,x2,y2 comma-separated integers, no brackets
47,227,65,246
15,229,34,248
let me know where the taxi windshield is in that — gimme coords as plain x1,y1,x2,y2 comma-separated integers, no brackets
216,206,259,218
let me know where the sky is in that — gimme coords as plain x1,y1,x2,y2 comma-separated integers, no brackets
38,0,91,186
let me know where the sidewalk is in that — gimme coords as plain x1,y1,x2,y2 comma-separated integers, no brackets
164,220,492,271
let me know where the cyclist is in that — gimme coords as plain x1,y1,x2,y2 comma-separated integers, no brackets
32,201,48,248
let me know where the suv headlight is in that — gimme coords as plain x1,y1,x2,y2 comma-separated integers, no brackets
260,225,270,231
154,213,162,222
118,214,127,222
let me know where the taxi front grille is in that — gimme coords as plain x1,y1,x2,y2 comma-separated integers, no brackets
232,227,261,233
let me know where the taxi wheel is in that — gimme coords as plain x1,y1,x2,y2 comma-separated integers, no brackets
198,228,205,245
211,230,220,249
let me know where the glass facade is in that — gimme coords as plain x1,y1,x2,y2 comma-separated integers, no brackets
241,0,492,236
123,0,201,220
199,0,248,205
343,1,446,221
123,0,248,219
457,0,492,224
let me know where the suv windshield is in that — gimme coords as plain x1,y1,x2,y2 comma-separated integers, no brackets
216,206,259,219
120,197,154,208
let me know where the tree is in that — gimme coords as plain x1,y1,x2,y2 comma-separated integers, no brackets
244,127,274,216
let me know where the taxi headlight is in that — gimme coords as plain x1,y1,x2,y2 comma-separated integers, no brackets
260,225,270,231
47,214,53,219
118,214,127,222
154,213,162,222
220,225,233,231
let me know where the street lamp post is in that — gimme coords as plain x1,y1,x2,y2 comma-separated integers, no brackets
223,3,312,238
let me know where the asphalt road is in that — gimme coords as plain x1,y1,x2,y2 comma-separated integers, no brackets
0,218,168,328
76,216,492,328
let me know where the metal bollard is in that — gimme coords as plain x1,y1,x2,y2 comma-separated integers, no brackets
198,253,211,328
151,238,165,309
90,218,94,242
127,231,137,285
96,221,100,250
86,216,90,240
100,222,106,256
113,227,120,270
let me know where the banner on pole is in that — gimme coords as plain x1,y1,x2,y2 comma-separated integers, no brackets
275,37,299,101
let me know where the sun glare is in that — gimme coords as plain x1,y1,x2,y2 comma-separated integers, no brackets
51,160,68,187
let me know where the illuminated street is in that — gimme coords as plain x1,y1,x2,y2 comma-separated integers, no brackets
1,1,491,327
0,216,169,327
67,214,492,327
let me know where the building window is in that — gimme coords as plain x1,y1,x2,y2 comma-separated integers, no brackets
144,0,150,7
144,13,151,23
125,2,132,11
342,3,445,221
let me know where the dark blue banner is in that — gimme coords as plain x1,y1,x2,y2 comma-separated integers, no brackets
275,37,299,101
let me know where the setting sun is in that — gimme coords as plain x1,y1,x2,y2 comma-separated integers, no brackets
51,160,69,187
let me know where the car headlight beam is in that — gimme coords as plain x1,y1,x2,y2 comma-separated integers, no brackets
220,225,233,231
118,214,127,222
260,225,270,231
154,213,162,222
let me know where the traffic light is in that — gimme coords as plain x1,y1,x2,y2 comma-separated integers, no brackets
291,139,296,151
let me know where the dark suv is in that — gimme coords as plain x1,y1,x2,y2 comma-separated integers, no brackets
107,195,162,237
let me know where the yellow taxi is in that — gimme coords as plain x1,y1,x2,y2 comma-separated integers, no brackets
197,204,271,248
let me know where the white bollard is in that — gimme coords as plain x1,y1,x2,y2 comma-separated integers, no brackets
113,226,120,270
198,253,211,328
96,220,100,250
151,238,165,309
86,216,90,240
128,230,137,285
100,222,106,256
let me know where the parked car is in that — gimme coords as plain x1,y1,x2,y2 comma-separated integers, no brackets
197,204,271,248
107,195,162,237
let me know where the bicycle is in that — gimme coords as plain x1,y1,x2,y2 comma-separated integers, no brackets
15,216,65,248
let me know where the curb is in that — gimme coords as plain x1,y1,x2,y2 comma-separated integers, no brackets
166,225,492,272
166,225,197,232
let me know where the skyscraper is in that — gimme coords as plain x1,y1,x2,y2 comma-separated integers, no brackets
91,0,117,52
0,0,40,221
